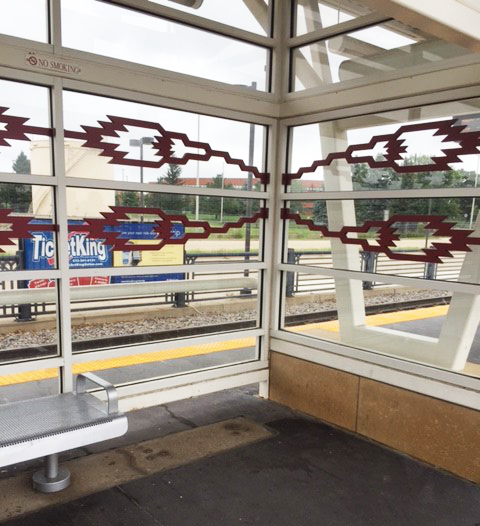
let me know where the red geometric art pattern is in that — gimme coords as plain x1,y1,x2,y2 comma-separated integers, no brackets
0,207,267,253
70,206,268,252
283,118,480,185
0,108,269,184
0,209,56,253
282,209,480,263
0,107,53,146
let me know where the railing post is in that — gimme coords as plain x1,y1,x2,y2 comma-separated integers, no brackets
361,251,377,290
15,242,33,322
424,261,437,280
174,292,186,308
286,248,295,297
241,250,252,296
174,250,187,308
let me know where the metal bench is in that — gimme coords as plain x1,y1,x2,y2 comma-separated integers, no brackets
0,372,128,493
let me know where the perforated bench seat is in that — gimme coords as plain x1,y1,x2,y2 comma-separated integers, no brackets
0,373,128,492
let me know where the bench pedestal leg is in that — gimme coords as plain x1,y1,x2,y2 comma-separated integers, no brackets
32,454,71,493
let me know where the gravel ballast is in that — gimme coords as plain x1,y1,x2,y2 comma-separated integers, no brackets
0,289,450,350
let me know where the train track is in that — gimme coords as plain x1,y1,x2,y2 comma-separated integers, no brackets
284,295,451,326
0,296,451,361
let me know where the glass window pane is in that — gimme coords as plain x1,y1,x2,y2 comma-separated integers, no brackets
65,187,264,267
282,271,480,377
62,91,267,190
0,0,48,43
284,197,480,285
0,281,59,362
294,0,373,36
0,184,56,271
149,0,271,36
69,269,260,353
74,335,258,384
287,98,480,193
0,80,53,176
0,368,59,402
291,22,473,91
61,0,269,90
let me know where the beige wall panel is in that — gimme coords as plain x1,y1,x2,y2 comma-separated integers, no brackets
357,378,480,483
269,352,359,431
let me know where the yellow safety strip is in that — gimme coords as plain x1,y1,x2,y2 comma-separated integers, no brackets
289,305,449,333
0,305,450,387
0,337,256,386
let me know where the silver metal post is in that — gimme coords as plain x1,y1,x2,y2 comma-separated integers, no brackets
33,454,70,493
46,453,59,479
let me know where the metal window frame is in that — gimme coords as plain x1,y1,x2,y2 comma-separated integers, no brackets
0,0,480,409
286,0,480,97
275,83,480,403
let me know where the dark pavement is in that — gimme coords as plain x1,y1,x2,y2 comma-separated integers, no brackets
2,386,480,526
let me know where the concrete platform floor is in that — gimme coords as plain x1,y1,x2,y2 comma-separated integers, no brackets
2,385,480,525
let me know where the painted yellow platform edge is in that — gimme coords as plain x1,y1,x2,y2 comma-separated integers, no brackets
289,305,449,333
0,305,450,387
0,337,255,387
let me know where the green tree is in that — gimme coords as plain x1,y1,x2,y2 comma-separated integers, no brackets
289,180,305,215
117,191,140,207
0,151,32,212
200,174,235,219
145,163,186,213
12,151,31,174
351,163,368,189
312,200,327,224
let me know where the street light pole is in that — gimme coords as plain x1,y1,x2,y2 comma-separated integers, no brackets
130,137,154,221
244,121,255,266
195,115,200,220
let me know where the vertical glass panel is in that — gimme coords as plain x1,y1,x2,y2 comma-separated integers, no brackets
294,0,373,36
62,91,267,190
284,197,480,285
61,0,269,90
286,97,480,193
0,0,48,43
149,0,271,36
74,335,258,384
65,187,264,268
0,281,59,361
69,269,260,353
0,80,53,176
291,22,473,91
282,271,480,377
0,368,59,402
0,184,56,270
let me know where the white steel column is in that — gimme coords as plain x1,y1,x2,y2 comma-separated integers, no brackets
51,72,74,392
436,211,480,370
320,123,366,339
300,2,366,338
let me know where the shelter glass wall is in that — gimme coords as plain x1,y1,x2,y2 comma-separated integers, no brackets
0,0,479,408
61,0,271,90
281,94,480,379
0,0,271,404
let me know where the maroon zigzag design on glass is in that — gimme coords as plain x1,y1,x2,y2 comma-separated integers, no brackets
282,209,480,264
0,209,57,253
283,118,480,185
0,107,268,184
69,206,268,252
65,116,269,184
0,107,53,146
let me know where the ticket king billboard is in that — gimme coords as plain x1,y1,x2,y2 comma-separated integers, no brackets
23,220,184,287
